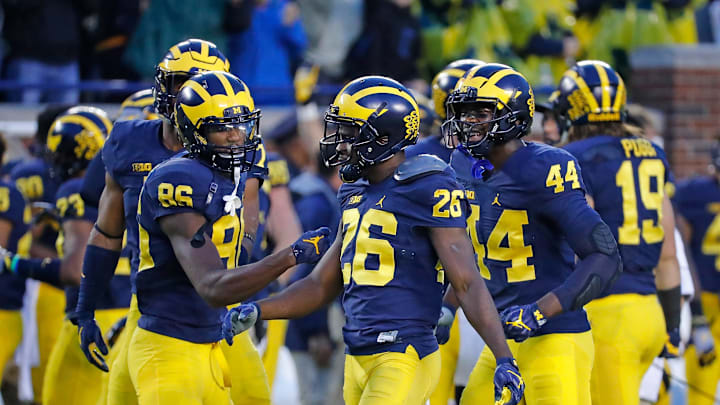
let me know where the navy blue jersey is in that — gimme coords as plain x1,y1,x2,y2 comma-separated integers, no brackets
1,159,23,179
676,176,720,292
55,178,131,312
136,156,246,343
564,136,672,296
0,180,31,310
102,119,177,292
55,178,96,313
405,135,453,163
10,158,59,203
453,142,605,336
80,153,106,208
338,156,467,358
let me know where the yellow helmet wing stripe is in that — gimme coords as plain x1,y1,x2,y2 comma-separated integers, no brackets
200,41,209,59
169,45,181,59
215,72,237,100
613,76,626,112
350,87,418,112
184,80,213,103
567,70,600,112
594,64,611,111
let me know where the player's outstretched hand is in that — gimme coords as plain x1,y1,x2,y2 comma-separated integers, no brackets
660,328,682,358
292,227,331,265
223,302,260,345
435,304,455,345
71,312,109,372
692,315,717,366
494,357,524,405
499,302,547,342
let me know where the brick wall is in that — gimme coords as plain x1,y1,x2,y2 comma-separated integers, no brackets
630,46,720,179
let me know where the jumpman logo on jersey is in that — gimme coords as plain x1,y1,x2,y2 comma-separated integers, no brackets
302,235,325,254
505,309,532,331
376,195,386,208
492,193,501,206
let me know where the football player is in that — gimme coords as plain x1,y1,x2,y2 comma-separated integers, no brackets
556,60,681,405
69,39,270,405
406,59,485,163
223,75,524,405
0,106,131,404
115,88,160,122
128,70,329,405
0,133,32,387
444,64,622,405
9,105,66,399
675,143,720,405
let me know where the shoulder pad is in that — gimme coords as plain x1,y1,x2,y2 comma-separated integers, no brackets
394,154,448,184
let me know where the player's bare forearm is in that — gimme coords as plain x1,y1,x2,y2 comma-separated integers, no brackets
457,273,513,359
431,226,512,359
88,174,125,251
241,178,260,255
162,211,300,307
442,285,460,309
655,196,681,290
259,238,343,320
59,220,93,286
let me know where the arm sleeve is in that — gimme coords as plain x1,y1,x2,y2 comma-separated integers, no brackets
529,150,621,311
540,190,622,311
80,153,107,208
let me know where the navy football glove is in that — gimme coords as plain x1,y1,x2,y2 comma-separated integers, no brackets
499,302,547,342
292,227,331,264
660,328,682,358
223,302,260,345
71,312,109,372
435,304,456,345
494,357,524,405
691,316,716,366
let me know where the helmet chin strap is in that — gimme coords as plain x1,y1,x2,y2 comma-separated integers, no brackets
340,163,364,183
223,166,244,215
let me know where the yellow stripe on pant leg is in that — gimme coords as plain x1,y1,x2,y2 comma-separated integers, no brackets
430,313,459,405
32,283,65,401
0,309,22,384
220,331,271,405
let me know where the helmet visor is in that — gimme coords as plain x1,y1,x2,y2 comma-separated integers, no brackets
320,114,362,167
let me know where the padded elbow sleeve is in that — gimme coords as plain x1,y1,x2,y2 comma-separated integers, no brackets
554,223,623,311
